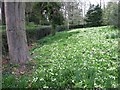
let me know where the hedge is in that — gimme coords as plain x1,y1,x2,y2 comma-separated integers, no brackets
2,25,68,56
2,24,86,56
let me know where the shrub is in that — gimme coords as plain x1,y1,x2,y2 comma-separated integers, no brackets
69,24,85,29
56,25,68,32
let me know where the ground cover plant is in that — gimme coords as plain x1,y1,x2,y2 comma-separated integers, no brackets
2,26,119,88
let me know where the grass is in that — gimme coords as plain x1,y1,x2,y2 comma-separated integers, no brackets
2,26,119,88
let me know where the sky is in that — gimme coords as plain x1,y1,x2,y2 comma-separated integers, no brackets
0,0,116,20
79,0,112,17
88,0,111,5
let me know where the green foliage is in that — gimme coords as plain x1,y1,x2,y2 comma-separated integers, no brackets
2,26,118,88
2,25,68,56
103,2,120,27
106,33,118,39
105,27,119,39
33,2,64,35
85,4,103,27
2,74,17,88
33,2,64,25
108,3,118,27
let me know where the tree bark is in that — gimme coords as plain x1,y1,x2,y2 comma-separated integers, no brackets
51,23,56,36
0,2,1,25
5,2,29,64
1,2,5,25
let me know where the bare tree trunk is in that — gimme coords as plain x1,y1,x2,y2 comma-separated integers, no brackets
51,23,56,36
5,2,29,64
100,0,101,7
66,2,70,30
0,2,2,25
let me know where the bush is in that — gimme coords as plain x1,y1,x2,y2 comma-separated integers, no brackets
56,24,85,32
26,26,51,45
69,24,85,29
56,25,68,32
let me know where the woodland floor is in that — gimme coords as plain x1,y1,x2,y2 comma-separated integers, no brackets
2,26,119,88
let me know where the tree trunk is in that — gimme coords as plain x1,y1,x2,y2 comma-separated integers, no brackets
51,23,56,36
1,2,5,25
0,2,2,25
5,2,29,64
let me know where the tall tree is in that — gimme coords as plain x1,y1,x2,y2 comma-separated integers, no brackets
85,4,103,27
25,2,36,25
33,2,64,35
103,1,119,26
5,2,29,64
61,1,83,29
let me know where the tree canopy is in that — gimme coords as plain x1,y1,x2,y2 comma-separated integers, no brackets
85,4,103,27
